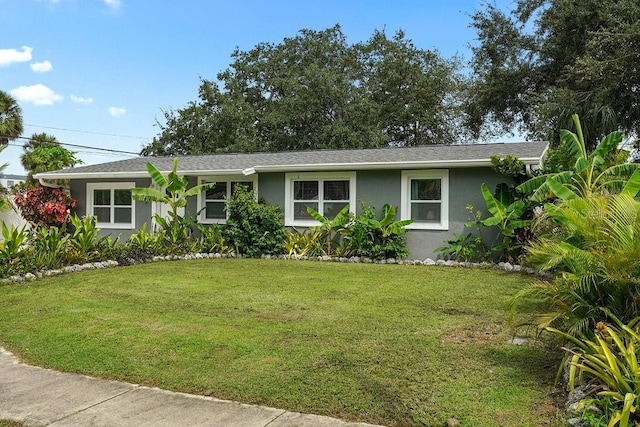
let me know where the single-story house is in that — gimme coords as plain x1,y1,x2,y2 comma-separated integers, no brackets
35,141,548,259
0,174,26,191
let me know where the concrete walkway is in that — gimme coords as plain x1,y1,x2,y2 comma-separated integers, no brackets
0,348,383,427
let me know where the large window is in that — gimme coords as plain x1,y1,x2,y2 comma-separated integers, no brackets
86,183,135,229
197,176,258,224
284,172,356,226
400,170,449,230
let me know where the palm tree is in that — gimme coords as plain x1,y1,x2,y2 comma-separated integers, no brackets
0,90,23,145
509,170,640,336
21,133,81,186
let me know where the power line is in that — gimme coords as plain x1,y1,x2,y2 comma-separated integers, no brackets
23,123,150,140
5,137,140,156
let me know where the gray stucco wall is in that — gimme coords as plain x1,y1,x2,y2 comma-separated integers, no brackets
70,178,152,240
404,167,505,260
69,167,509,259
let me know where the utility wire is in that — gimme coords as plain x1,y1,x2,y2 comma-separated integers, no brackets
23,123,150,140
4,137,140,156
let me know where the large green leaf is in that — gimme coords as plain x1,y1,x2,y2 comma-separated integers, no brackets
184,182,217,198
621,169,640,198
592,130,623,161
145,162,168,188
131,187,168,203
546,177,578,201
306,206,329,224
480,183,505,217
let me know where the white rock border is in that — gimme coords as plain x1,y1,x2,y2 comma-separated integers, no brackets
0,253,546,285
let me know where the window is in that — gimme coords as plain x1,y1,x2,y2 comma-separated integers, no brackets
285,172,356,226
6,180,13,189
86,183,135,229
197,176,258,224
401,170,449,230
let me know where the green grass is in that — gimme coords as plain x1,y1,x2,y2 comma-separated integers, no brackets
0,259,563,426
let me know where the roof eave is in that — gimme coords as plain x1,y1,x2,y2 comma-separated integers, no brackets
34,156,545,180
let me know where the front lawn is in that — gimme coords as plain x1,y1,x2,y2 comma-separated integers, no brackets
0,259,562,426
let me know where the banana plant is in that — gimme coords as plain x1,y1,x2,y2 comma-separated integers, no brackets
361,204,413,238
517,114,640,202
474,183,531,261
306,204,351,256
131,158,216,222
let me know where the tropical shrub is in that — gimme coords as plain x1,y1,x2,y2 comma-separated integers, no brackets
13,184,76,227
509,170,640,336
28,224,70,270
517,114,639,202
306,204,350,256
67,214,108,263
472,183,531,262
131,158,214,222
195,223,232,255
339,203,412,259
548,314,640,427
435,232,487,262
223,185,286,257
283,228,324,257
0,224,31,277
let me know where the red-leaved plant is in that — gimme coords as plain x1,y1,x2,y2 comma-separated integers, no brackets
14,185,77,227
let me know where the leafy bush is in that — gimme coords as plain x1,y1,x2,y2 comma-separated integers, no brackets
435,232,486,262
13,184,76,227
195,223,232,255
283,228,324,257
0,224,31,277
67,214,109,263
510,170,640,336
28,224,70,270
223,185,286,257
340,203,412,260
548,314,640,427
471,183,531,262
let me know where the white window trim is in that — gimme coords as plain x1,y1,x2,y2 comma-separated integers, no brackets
86,182,135,229
197,175,258,224
284,171,356,227
401,170,449,230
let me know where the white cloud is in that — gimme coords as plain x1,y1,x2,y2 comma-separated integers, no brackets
103,0,121,10
10,84,63,106
30,60,52,73
71,94,94,104
108,107,126,117
0,46,33,66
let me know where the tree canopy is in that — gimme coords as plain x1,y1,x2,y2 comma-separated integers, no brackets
20,132,82,187
467,0,640,150
142,25,465,156
0,90,23,147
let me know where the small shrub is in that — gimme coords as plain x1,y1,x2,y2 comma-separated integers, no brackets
195,223,232,254
548,314,640,427
284,228,324,257
153,214,198,255
67,214,107,262
28,224,70,270
13,184,76,227
435,232,486,262
223,185,286,257
340,203,411,260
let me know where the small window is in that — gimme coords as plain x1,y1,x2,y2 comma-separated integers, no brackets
401,170,448,230
285,172,356,226
86,183,135,229
6,180,14,189
197,176,257,224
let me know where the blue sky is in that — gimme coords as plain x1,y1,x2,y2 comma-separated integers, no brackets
1,0,512,175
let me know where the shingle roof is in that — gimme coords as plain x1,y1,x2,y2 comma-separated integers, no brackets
35,141,549,179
